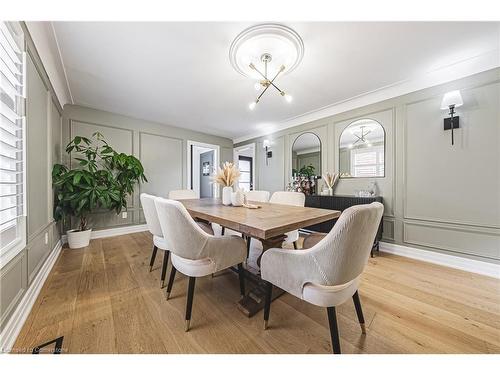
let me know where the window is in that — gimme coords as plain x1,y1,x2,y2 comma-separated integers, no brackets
1,21,26,262
351,145,384,178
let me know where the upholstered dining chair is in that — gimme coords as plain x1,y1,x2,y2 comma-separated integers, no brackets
244,190,270,203
154,197,247,331
168,189,214,235
269,191,305,249
260,202,384,354
140,193,171,288
141,192,214,289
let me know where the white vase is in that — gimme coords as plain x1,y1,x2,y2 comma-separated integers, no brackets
222,186,233,206
231,190,244,206
67,228,92,249
328,188,333,196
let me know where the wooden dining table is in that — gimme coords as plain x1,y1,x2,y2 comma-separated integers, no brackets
180,198,341,317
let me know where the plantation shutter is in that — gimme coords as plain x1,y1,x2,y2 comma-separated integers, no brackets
0,21,26,255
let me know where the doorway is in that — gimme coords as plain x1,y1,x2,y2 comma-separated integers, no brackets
187,141,220,198
234,143,255,191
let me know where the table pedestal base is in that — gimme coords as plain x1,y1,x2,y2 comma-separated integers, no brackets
237,235,286,317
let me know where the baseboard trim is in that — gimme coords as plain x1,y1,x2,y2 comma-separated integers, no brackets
0,240,62,353
379,241,500,279
61,224,148,244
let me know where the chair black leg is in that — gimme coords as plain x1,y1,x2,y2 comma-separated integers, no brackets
237,263,245,296
149,245,158,271
185,277,196,332
293,241,298,249
221,226,225,236
246,236,251,259
326,306,341,354
165,265,177,300
352,290,366,334
263,281,273,330
160,251,169,288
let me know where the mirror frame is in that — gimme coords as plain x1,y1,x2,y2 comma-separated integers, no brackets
338,118,386,179
291,131,322,178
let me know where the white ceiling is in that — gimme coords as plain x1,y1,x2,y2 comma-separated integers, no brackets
52,22,499,141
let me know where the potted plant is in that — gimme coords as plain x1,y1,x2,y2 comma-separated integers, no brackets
52,132,147,249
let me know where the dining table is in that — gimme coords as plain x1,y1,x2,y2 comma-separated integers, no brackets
180,198,341,317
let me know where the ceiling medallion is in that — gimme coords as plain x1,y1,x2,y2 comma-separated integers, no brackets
229,23,304,110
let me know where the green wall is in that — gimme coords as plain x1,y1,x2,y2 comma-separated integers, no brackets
235,68,500,265
62,105,234,231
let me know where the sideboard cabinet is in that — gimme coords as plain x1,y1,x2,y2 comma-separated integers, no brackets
304,195,383,253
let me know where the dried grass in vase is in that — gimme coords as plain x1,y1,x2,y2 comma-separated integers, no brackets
212,162,241,187
322,172,339,190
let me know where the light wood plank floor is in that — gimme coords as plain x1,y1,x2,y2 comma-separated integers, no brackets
13,231,500,354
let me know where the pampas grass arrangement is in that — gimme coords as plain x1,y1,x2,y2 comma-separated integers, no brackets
212,162,241,187
323,172,339,190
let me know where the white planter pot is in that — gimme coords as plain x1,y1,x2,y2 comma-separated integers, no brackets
222,186,233,206
67,229,92,249
231,190,244,206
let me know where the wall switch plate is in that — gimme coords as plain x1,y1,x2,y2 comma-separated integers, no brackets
45,232,49,244
122,212,127,219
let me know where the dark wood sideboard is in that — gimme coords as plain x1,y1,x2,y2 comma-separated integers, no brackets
304,194,383,254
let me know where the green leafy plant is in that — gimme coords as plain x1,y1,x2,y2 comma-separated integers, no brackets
52,132,147,231
292,164,316,178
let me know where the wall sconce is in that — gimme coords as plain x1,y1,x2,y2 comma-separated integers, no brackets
440,90,463,145
263,139,272,165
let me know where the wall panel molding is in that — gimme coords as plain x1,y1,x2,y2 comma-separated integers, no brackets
0,241,61,352
403,80,500,229
403,220,500,261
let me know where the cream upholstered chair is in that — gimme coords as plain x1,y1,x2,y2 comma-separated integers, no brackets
168,189,214,235
168,189,197,200
140,193,171,288
269,191,305,249
154,197,247,331
244,190,270,203
261,202,384,354
141,193,214,289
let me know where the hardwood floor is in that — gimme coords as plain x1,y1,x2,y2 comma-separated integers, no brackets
13,231,500,354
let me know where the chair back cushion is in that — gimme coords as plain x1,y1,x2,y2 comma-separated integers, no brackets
168,189,198,200
261,202,384,299
154,197,209,259
140,193,163,237
245,190,270,203
313,202,384,285
269,191,305,207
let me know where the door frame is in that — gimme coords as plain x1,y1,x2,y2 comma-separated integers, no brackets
187,140,220,198
233,143,256,191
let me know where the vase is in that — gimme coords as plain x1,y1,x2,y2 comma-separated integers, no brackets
67,228,92,249
328,188,333,196
231,190,244,206
222,186,233,206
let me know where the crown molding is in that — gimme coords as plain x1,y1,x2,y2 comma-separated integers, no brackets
233,49,500,144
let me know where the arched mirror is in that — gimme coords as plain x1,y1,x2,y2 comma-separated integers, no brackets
292,132,321,178
339,118,385,178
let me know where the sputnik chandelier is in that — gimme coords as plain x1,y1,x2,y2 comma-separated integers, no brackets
229,24,304,110
247,53,291,110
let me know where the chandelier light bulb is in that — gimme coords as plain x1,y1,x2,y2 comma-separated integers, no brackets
284,94,293,103
249,101,257,110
